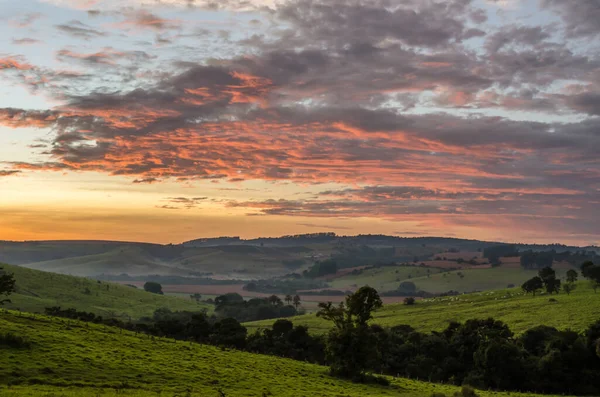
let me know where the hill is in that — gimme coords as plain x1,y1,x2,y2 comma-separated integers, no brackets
0,311,572,397
245,281,600,335
1,235,595,281
1,264,210,319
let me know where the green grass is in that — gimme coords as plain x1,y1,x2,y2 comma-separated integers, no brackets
409,267,565,294
1,264,211,320
328,265,446,292
328,265,573,294
0,311,574,397
246,281,600,335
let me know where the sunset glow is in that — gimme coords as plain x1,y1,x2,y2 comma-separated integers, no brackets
1,0,599,245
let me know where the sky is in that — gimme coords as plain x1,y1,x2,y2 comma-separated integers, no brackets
0,0,599,245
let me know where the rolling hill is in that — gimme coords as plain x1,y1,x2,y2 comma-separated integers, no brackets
1,264,210,319
0,311,573,397
245,281,600,335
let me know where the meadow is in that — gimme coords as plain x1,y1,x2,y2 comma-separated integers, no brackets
245,281,600,334
1,264,210,320
0,311,576,397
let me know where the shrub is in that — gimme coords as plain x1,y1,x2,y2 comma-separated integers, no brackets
0,332,31,349
404,297,416,305
454,385,479,397
431,393,447,397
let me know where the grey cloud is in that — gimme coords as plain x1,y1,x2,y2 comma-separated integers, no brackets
542,0,600,37
56,20,106,39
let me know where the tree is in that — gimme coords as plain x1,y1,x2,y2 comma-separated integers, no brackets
143,281,163,295
285,294,293,306
522,277,543,296
292,294,301,310
538,267,560,294
190,293,202,303
563,283,576,295
566,269,578,283
0,267,16,305
404,297,415,305
581,261,595,278
317,287,383,379
268,295,283,306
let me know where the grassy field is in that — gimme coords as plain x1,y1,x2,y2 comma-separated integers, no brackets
1,264,210,320
0,311,574,397
324,264,573,294
246,281,600,335
328,265,446,292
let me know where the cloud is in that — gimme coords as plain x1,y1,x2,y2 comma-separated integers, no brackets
114,10,182,32
542,0,600,37
0,170,21,177
12,38,42,45
2,0,600,243
55,20,106,39
158,196,208,209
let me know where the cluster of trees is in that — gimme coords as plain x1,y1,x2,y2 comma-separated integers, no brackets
0,267,16,305
303,259,338,278
315,287,600,394
213,292,300,322
522,267,562,295
143,281,164,295
582,261,600,292
520,251,554,269
482,245,518,265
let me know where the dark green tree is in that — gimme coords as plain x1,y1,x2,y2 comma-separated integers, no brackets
566,269,578,283
284,294,293,306
292,294,301,310
317,286,383,380
0,267,16,305
143,281,163,295
538,267,560,294
522,276,543,296
563,282,576,295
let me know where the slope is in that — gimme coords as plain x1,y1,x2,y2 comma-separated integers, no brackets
246,281,600,334
21,246,189,277
0,311,571,397
1,264,210,319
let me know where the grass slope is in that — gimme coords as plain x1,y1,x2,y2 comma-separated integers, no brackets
0,311,571,397
328,265,446,292
246,282,600,335
21,246,187,277
1,264,210,319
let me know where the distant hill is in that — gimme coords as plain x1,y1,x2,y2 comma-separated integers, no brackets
0,310,572,397
0,235,597,280
0,264,210,319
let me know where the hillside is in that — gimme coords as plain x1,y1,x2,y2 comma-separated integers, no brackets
0,311,573,397
245,281,600,335
2,236,594,280
1,264,210,319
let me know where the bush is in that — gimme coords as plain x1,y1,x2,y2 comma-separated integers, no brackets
455,386,479,397
431,393,447,397
0,332,31,349
403,297,416,305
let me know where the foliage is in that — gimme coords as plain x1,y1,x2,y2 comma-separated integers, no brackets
520,251,554,269
483,245,518,260
566,269,578,283
404,297,416,305
143,281,163,295
303,259,338,278
214,294,297,322
521,277,543,296
0,267,16,305
317,287,383,379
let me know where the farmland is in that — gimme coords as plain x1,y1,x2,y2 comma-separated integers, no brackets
0,311,576,397
245,280,600,335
